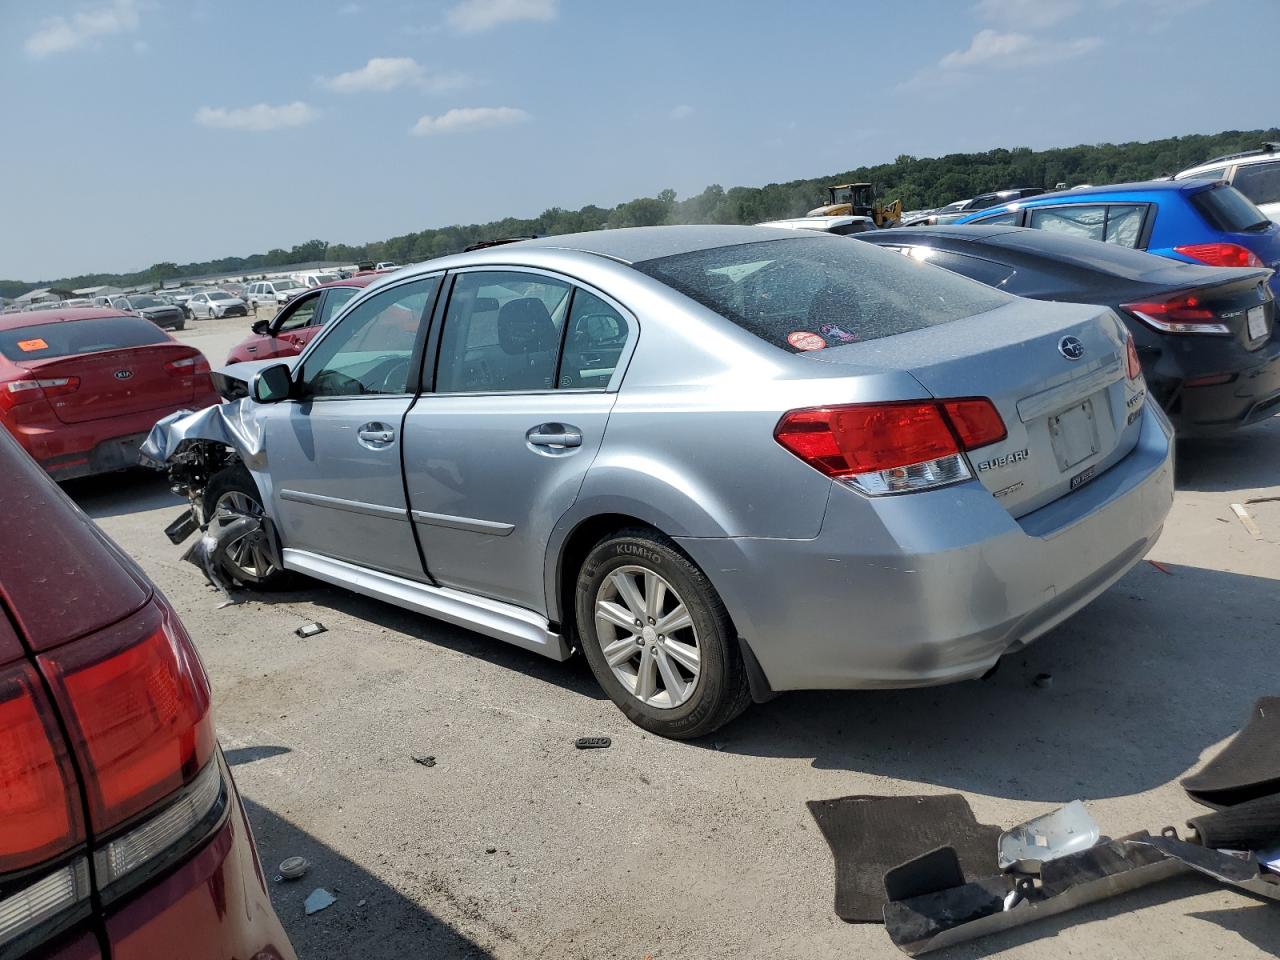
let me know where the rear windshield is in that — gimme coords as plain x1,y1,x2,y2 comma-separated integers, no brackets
1191,184,1270,232
0,317,169,361
632,236,1011,352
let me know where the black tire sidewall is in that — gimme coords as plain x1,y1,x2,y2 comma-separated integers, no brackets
575,532,739,738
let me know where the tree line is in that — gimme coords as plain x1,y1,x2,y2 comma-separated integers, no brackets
5,126,1275,300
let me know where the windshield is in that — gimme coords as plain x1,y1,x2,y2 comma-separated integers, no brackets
129,296,164,308
275,280,303,290
633,236,1011,353
0,316,169,360
314,274,339,284
208,291,233,300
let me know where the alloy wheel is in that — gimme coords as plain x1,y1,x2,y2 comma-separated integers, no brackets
594,565,701,709
212,490,278,581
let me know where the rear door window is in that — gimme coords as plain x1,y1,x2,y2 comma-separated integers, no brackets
1191,184,1271,232
633,236,1010,353
561,290,631,389
1103,204,1146,247
1230,162,1280,207
0,317,169,360
1029,204,1107,241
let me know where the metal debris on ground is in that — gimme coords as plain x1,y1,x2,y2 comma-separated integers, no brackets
304,888,337,916
575,737,611,750
1146,558,1173,574
277,857,309,881
1230,502,1263,539
295,621,327,638
412,755,436,767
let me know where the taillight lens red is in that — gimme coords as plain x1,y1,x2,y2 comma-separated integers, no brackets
1126,335,1142,380
1174,243,1264,268
775,398,1006,479
40,600,214,832
0,663,84,872
0,377,79,411
164,354,211,377
1122,291,1230,335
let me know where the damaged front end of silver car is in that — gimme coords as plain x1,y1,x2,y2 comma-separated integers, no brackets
140,390,280,601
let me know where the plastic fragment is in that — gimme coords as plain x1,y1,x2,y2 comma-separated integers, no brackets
295,621,327,638
412,755,436,767
304,888,336,915
575,737,611,750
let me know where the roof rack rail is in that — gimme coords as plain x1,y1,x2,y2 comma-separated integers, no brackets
1198,141,1280,167
463,236,538,252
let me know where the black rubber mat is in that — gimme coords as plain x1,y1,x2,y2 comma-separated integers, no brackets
1182,697,1280,809
807,794,1003,923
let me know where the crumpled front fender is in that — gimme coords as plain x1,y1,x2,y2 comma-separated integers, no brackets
140,399,267,468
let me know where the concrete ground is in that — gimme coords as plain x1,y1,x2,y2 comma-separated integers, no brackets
65,313,1280,958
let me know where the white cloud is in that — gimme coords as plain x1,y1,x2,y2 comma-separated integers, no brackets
194,102,319,132
25,0,140,58
322,56,466,94
975,0,1080,28
409,106,531,136
447,0,557,33
939,28,1101,68
670,104,695,120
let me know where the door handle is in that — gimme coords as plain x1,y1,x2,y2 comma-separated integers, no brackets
527,424,582,449
357,422,396,448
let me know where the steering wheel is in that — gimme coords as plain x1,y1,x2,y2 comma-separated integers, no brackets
375,355,411,393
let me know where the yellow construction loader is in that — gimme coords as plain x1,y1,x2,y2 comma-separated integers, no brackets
807,183,903,227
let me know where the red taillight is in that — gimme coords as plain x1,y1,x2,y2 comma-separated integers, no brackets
0,663,84,872
1122,291,1230,335
0,377,79,410
774,398,1006,494
40,600,214,832
1174,243,1264,268
164,354,211,377
1126,335,1142,380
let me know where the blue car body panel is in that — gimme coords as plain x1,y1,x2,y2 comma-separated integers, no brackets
958,180,1280,295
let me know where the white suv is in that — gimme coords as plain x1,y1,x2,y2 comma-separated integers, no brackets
246,279,307,308
1175,143,1280,224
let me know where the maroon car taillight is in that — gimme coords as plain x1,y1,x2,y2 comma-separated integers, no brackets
1122,291,1231,335
40,599,216,835
164,355,210,377
774,399,1006,495
1,377,79,410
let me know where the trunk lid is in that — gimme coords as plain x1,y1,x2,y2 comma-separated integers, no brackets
19,342,203,424
811,299,1142,518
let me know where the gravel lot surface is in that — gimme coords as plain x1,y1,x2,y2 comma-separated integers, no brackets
62,312,1280,958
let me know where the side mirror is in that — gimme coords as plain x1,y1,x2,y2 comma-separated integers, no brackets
252,363,293,403
251,318,269,335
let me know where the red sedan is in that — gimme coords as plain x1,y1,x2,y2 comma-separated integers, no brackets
225,275,378,364
0,426,297,959
0,308,220,481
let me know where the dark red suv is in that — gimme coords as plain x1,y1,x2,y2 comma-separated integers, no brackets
225,275,378,365
0,427,296,959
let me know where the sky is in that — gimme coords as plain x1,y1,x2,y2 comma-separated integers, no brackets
1,0,1277,281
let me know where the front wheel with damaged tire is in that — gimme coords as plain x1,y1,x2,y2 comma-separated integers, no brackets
202,464,293,589
575,529,751,739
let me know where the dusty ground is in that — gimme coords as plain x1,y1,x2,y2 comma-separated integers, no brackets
64,313,1280,959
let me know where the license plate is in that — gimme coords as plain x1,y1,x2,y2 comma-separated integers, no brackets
1048,398,1100,472
1247,305,1268,341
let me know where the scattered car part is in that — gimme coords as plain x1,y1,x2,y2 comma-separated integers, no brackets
412,755,437,767
277,857,309,881
1230,502,1262,539
295,621,327,638
575,737,611,750
808,794,1003,923
997,800,1101,873
304,888,337,915
1183,697,1280,807
164,507,199,545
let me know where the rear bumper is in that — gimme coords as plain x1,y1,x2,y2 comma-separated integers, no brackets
677,404,1174,691
11,395,222,480
1145,334,1280,436
104,764,296,960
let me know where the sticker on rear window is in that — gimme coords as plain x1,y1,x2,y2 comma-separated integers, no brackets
787,331,826,351
17,338,49,352
819,323,859,344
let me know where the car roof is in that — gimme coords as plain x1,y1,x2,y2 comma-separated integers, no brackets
0,307,134,332
319,274,377,290
516,225,806,265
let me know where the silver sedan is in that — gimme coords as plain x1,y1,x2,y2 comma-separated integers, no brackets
148,225,1174,738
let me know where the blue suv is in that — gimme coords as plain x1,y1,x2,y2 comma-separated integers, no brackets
957,180,1280,295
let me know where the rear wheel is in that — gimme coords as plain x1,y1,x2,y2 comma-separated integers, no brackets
575,528,751,739
202,465,293,589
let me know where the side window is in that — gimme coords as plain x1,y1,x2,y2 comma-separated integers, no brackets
317,287,359,327
299,276,439,398
1104,204,1146,248
1028,204,1107,241
1188,166,1228,182
435,271,572,394
1231,162,1280,207
972,211,1019,226
275,293,320,332
561,290,630,389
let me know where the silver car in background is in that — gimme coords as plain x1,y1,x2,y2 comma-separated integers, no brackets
149,225,1174,739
